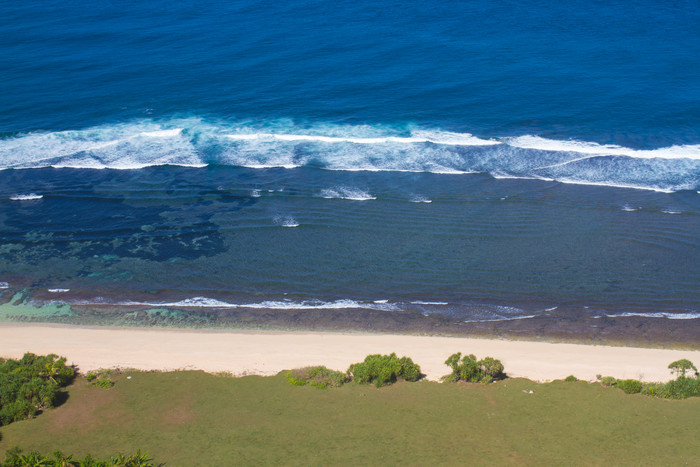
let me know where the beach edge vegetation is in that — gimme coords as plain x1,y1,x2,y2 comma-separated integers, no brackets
0,353,74,427
1,447,158,467
442,352,506,383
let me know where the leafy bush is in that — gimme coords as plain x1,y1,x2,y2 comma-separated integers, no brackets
616,379,642,394
0,353,74,426
348,353,422,387
564,375,579,382
606,360,700,399
442,353,505,384
641,382,668,398
664,375,700,399
87,370,115,389
600,376,616,387
95,375,115,389
286,366,349,389
2,447,158,467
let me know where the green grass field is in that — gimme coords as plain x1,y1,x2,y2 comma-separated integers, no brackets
1,371,699,466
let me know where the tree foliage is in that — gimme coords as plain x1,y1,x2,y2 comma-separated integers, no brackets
616,379,643,394
442,353,506,383
1,447,158,466
347,353,422,387
604,360,700,399
0,353,74,426
668,359,698,378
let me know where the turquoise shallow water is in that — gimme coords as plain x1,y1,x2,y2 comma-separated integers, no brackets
1,165,698,324
1,1,699,328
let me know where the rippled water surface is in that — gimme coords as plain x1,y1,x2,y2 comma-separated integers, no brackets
1,0,699,328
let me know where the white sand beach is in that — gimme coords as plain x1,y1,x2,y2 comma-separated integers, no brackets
1,323,698,382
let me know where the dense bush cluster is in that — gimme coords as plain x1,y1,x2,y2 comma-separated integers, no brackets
600,359,700,399
2,448,157,467
287,351,510,389
285,366,349,389
0,353,74,426
442,353,505,384
348,353,422,387
616,379,643,394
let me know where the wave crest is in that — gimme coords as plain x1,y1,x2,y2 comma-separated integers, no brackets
2,118,698,192
318,187,376,201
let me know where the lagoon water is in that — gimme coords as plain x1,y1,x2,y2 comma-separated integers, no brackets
1,1,699,328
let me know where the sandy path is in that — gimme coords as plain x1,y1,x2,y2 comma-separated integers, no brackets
1,323,698,382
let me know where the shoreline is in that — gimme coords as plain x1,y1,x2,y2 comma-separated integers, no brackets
2,290,700,351
2,322,698,382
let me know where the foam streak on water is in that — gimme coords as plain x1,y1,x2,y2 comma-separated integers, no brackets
1,119,698,193
85,296,402,312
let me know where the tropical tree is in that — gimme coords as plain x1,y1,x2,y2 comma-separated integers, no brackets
443,352,506,383
347,353,422,387
52,451,79,467
668,359,698,378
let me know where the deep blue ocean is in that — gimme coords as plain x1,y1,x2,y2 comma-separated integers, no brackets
1,1,699,328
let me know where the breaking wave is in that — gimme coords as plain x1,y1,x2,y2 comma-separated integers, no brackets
9,193,43,200
318,187,376,201
273,216,299,227
600,311,700,320
83,296,403,311
1,118,699,192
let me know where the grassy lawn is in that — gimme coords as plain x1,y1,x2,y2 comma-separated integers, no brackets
1,371,698,465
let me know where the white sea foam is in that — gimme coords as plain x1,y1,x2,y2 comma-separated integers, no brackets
139,128,183,137
661,209,681,214
601,312,700,320
465,314,537,323
490,173,556,182
319,187,376,201
225,130,499,146
274,216,299,227
48,288,70,293
0,122,202,170
410,301,449,305
409,195,432,203
118,296,400,311
10,193,43,200
2,118,697,193
507,135,700,160
555,178,676,194
0,282,8,289
621,205,637,212
251,189,262,197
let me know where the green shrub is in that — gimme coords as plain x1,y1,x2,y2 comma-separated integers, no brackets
564,375,578,382
286,366,349,389
664,375,700,399
613,360,700,399
2,447,157,467
86,370,115,389
95,375,115,389
0,353,74,427
442,353,506,384
616,379,642,394
348,353,422,387
641,382,668,398
600,376,616,387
